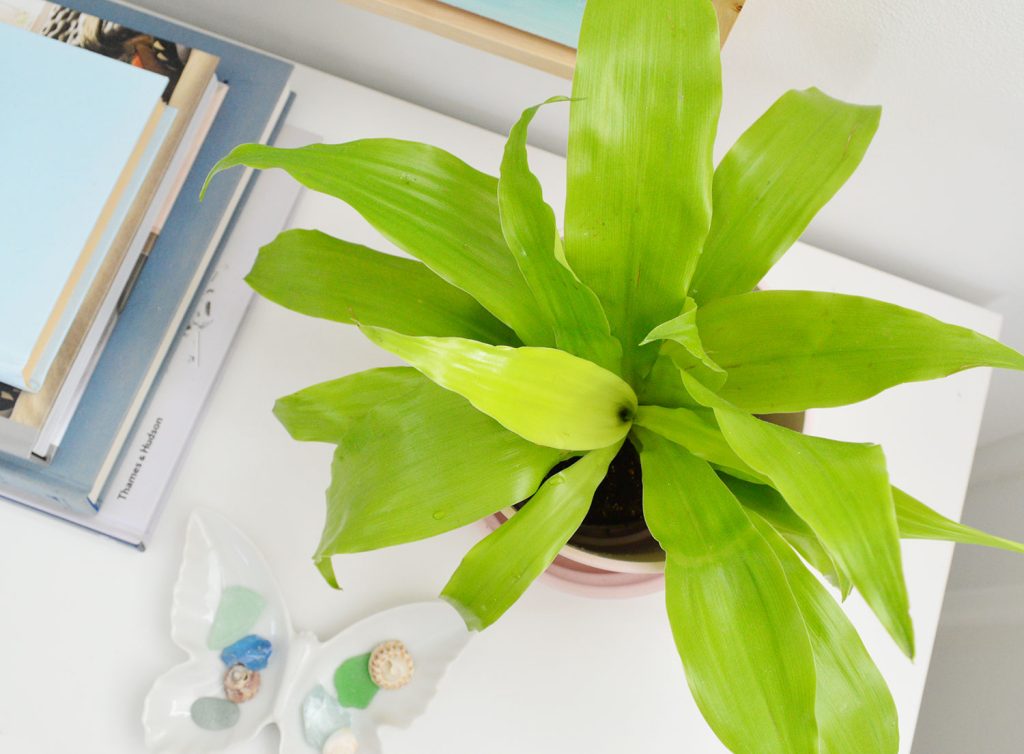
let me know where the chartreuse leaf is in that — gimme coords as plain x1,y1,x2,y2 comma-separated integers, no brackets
312,370,564,585
894,486,1024,553
662,341,729,392
643,297,724,375
637,352,702,409
722,475,850,597
203,140,551,345
633,405,762,483
361,326,637,450
274,367,422,443
690,88,881,303
636,429,818,754
249,229,516,344
680,372,915,657
499,99,621,373
442,442,620,631
698,291,1024,413
634,404,847,590
645,297,727,392
565,0,721,383
751,514,899,754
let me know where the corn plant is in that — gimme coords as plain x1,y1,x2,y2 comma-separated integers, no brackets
204,0,1024,750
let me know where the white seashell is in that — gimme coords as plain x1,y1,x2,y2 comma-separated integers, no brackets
369,640,415,690
321,727,359,754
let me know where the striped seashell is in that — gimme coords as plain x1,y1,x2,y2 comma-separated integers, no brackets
368,640,414,690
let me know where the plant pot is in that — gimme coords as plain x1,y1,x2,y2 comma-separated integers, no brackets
484,509,666,598
484,411,806,598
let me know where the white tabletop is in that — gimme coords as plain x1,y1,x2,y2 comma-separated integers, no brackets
0,65,1004,754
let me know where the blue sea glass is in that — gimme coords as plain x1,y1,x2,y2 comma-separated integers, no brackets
221,635,273,670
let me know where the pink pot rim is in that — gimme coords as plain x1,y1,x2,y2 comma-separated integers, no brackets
481,513,665,599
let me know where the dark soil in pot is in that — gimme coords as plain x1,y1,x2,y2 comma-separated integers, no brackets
520,411,807,559
518,441,654,556
569,440,653,553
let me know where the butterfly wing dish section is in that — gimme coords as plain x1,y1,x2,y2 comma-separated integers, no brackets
143,510,294,752
278,601,472,754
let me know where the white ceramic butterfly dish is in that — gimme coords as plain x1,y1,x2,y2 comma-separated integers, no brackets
144,510,471,753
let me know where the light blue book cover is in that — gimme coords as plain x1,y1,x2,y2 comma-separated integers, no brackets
0,24,168,391
32,105,177,388
0,0,293,516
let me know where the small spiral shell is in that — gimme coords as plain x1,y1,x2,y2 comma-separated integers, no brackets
224,663,261,703
368,640,414,690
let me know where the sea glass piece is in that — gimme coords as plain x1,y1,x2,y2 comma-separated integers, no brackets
190,697,240,730
302,685,353,749
207,586,266,649
221,634,273,670
333,653,378,709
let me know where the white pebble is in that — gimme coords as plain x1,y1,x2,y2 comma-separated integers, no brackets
322,727,359,754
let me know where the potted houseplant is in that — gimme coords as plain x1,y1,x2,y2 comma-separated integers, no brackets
204,0,1024,750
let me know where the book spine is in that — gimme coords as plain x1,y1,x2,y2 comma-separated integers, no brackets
96,124,308,543
87,87,295,504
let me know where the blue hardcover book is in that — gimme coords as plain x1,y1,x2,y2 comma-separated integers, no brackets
0,24,171,391
0,0,292,514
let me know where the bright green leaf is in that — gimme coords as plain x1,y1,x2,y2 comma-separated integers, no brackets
360,326,637,450
636,429,818,754
751,514,899,754
690,88,881,303
698,290,1024,412
680,372,915,658
203,139,552,345
274,367,423,444
643,297,724,376
442,442,620,630
312,370,565,581
633,405,762,483
249,229,517,344
662,340,728,392
637,352,703,409
723,475,850,597
315,557,340,590
565,0,722,383
894,486,1024,553
499,98,622,372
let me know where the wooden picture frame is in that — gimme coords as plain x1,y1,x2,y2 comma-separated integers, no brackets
339,0,746,79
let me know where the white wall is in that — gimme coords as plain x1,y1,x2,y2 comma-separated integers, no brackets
129,0,1024,309
978,294,1024,445
914,430,1024,754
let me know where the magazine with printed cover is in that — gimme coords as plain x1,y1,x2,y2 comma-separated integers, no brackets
2,0,190,101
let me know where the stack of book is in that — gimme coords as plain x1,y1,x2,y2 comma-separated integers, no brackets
0,1,296,546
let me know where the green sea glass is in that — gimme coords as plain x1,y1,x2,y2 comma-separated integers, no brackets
207,586,265,649
333,652,379,709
